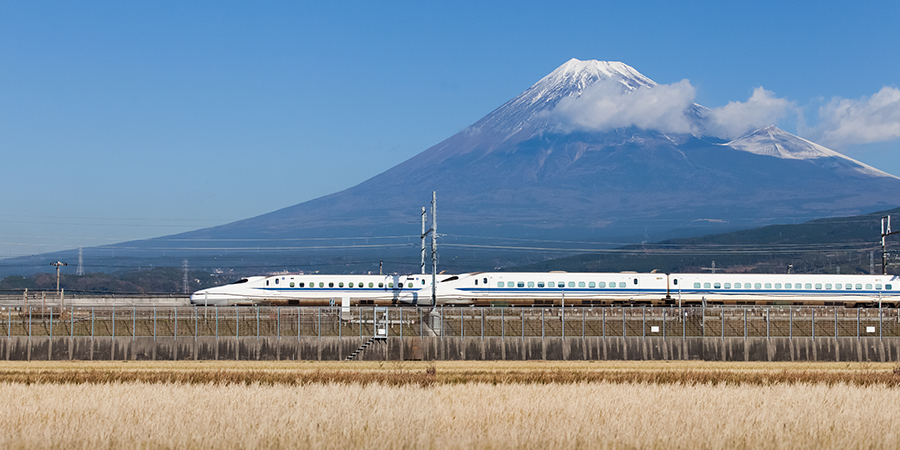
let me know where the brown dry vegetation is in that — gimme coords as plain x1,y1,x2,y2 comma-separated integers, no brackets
2,361,900,449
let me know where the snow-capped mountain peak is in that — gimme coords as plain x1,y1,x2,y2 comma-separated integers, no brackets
726,125,899,179
471,59,658,139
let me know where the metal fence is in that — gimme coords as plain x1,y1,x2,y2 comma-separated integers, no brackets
4,305,900,340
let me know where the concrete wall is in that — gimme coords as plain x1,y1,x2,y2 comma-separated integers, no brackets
4,336,900,362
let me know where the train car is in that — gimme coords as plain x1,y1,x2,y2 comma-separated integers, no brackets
436,272,670,306
668,273,900,307
190,273,449,306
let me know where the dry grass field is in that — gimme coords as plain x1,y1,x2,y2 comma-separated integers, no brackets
1,361,899,449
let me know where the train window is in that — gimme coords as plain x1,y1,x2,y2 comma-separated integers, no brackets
866,284,873,290
598,282,606,288
474,279,478,285
518,282,525,288
855,284,862,290
619,282,626,288
388,283,394,288
714,283,721,289
694,282,701,288
887,284,893,290
482,278,487,284
754,283,762,289
704,282,711,288
527,281,535,287
275,279,279,285
774,283,781,289
835,283,841,289
803,283,811,289
299,282,304,288
349,283,354,288
578,281,585,288
266,280,270,286
814,284,822,290
825,284,832,290
378,283,384,288
567,282,574,288
538,282,545,288
548,282,555,287
634,278,638,285
408,283,413,288
328,282,334,288
764,283,772,289
589,282,595,288
368,282,374,288
876,284,883,290
734,282,741,288
290,282,295,287
673,279,679,285
337,282,343,288
724,283,731,289
496,282,503,287
785,283,791,289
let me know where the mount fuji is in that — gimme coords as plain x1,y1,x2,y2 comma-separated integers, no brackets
9,59,900,274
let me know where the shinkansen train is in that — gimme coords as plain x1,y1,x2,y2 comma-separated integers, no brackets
190,273,451,306
191,271,900,307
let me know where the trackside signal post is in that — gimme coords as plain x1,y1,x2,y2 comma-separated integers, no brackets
882,215,899,274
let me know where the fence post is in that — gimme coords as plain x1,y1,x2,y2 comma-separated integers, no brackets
29,307,32,340
789,308,792,340
112,307,115,339
50,307,53,339
235,306,239,340
880,308,883,340
318,307,321,340
766,308,769,340
480,308,483,340
857,308,860,340
721,308,724,340
562,305,565,339
623,308,626,338
461,308,464,339
174,307,178,340
215,307,219,340
682,308,685,340
300,306,303,339
441,306,444,340
812,309,815,340
132,307,135,340
541,308,544,340
420,308,423,338
663,309,666,340
642,307,645,340
195,307,198,339
835,308,838,339
92,307,96,339
521,309,524,340
256,306,260,340
602,308,606,338
400,308,404,339
744,309,747,340
501,308,505,340
583,307,586,339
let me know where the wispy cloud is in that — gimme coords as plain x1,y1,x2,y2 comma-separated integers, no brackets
705,87,793,139
549,81,791,139
551,79,697,134
814,87,900,147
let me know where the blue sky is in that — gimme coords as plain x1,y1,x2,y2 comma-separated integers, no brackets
1,1,899,258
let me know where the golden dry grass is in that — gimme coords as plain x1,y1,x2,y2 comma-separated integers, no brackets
2,361,900,449
1,381,900,449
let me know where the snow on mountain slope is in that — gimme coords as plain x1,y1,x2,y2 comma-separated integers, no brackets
727,126,899,179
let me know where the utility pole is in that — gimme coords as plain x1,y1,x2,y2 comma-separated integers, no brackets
701,261,717,274
50,261,67,294
431,191,437,306
182,260,189,294
421,207,427,275
882,215,900,274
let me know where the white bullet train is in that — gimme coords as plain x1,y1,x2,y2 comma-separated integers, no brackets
190,273,452,307
192,271,900,307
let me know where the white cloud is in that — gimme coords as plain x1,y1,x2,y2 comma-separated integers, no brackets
816,87,900,147
705,87,793,139
550,79,697,134
549,81,793,140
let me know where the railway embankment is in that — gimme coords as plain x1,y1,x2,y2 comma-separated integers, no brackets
3,336,900,362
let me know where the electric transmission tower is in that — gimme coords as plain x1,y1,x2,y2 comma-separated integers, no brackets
76,247,84,276
182,260,189,294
